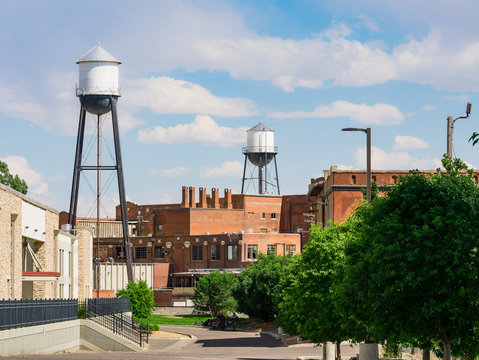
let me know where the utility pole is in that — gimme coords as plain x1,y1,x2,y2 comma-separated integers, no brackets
447,103,472,159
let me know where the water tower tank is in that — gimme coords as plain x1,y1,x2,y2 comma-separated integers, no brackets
76,43,121,115
244,122,277,167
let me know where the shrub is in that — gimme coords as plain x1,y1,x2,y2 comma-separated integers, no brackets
116,280,155,319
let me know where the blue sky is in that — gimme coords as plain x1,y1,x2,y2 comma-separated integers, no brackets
1,0,479,217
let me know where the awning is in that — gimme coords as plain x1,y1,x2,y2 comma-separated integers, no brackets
22,271,60,281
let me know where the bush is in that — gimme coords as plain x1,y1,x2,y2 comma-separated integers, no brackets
116,280,155,319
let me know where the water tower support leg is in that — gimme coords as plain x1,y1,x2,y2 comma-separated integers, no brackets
274,154,280,195
110,98,134,283
241,155,247,194
68,107,87,226
258,166,263,195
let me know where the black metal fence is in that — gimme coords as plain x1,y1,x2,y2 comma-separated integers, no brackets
83,298,148,347
84,297,131,314
0,298,78,331
0,297,146,347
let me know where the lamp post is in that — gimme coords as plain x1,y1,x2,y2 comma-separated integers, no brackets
447,103,471,159
342,127,371,201
275,242,286,276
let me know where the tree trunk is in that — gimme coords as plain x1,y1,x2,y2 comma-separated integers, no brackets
336,341,342,360
422,349,430,360
442,337,452,360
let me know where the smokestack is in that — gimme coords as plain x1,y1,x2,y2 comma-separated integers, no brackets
189,187,196,208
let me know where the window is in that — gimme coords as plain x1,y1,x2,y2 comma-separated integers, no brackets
247,245,258,260
157,224,163,234
286,244,296,255
227,245,238,260
135,246,147,259
372,175,377,182
210,244,220,260
193,245,203,260
271,213,277,220
267,244,277,255
260,228,268,234
155,246,165,258
261,212,266,219
115,246,124,260
392,175,397,184
351,175,357,185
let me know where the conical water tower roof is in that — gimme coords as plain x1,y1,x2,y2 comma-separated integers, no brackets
76,43,121,64
247,122,273,132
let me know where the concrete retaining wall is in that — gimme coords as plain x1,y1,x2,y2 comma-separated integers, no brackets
0,319,142,356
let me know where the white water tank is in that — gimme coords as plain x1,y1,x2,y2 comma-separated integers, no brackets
244,122,277,167
76,43,121,97
246,122,275,153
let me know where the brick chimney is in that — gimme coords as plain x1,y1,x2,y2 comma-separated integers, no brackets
212,188,220,209
199,187,207,208
224,188,232,209
189,187,196,208
181,186,189,208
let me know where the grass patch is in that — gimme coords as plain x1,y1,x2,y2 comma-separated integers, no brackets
135,314,211,327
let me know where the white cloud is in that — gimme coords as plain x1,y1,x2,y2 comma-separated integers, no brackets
422,104,435,111
138,115,248,147
355,146,441,170
442,94,470,102
393,135,429,151
270,100,404,125
123,77,257,118
150,167,191,178
356,15,380,32
0,156,49,196
200,160,244,178
337,164,355,170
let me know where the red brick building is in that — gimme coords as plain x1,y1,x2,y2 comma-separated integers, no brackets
307,166,479,226
60,186,308,306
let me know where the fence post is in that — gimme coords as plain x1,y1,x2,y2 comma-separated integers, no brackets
140,325,142,347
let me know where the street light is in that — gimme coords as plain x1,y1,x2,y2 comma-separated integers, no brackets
342,127,371,201
447,103,471,159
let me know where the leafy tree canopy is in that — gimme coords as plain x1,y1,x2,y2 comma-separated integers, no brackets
233,253,296,321
279,223,351,345
0,160,28,194
116,280,155,319
191,270,237,317
343,157,479,360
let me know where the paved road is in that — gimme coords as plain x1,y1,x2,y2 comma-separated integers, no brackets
4,325,358,360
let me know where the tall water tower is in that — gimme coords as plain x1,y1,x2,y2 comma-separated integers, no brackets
241,122,280,195
67,44,133,282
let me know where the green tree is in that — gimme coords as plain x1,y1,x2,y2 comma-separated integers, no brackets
360,180,379,200
343,159,479,360
191,270,237,317
0,160,28,194
116,280,155,318
233,253,295,321
278,223,350,357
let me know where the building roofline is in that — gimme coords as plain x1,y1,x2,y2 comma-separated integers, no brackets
0,183,59,214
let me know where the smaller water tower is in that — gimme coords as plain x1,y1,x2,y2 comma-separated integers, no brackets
241,122,280,195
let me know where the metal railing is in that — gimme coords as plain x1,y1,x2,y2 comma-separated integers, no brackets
86,297,131,314
83,298,148,347
0,298,78,330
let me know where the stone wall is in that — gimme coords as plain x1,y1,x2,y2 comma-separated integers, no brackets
0,186,22,299
76,226,93,300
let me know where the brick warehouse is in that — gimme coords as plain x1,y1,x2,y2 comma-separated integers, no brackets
307,165,479,226
60,186,309,306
